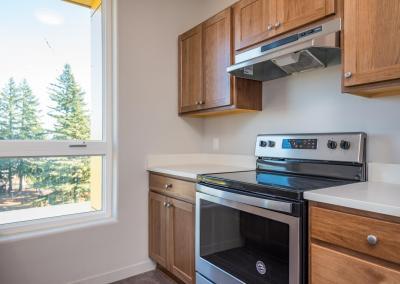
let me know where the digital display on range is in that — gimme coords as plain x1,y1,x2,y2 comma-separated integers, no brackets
282,139,318,149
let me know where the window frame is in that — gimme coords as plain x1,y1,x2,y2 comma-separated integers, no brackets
0,0,117,241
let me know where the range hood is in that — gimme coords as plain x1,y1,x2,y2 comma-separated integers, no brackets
227,19,341,82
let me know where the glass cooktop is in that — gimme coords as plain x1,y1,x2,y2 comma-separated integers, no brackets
198,170,356,200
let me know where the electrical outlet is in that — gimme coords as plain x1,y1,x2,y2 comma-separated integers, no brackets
212,138,220,152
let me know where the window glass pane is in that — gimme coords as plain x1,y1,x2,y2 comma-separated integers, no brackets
0,0,102,141
0,156,102,225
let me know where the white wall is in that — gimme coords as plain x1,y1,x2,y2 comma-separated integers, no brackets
202,65,400,163
0,1,213,283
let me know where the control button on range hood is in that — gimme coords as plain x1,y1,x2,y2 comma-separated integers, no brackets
227,18,342,82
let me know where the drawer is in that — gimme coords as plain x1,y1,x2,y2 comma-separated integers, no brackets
149,173,195,203
310,243,400,284
310,206,400,265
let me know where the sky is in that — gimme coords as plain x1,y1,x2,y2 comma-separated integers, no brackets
0,0,92,128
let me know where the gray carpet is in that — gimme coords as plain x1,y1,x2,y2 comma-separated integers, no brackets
112,269,178,284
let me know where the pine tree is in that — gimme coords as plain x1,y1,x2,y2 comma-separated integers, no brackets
48,64,90,140
46,64,91,203
0,78,20,194
16,80,44,191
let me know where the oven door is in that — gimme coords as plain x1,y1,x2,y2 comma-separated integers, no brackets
196,184,300,284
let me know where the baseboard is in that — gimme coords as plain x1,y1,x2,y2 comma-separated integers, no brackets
70,259,156,284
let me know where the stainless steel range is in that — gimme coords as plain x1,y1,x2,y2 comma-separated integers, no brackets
195,133,367,284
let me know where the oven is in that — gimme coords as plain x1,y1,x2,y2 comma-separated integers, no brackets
196,184,304,284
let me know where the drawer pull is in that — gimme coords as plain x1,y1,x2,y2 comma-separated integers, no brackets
164,184,173,190
367,235,378,246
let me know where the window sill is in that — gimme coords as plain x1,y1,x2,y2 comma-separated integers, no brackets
0,204,116,242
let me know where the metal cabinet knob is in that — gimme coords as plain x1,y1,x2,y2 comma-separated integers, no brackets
344,71,352,78
274,21,281,28
163,201,167,207
367,234,378,246
166,202,173,208
164,183,173,190
199,101,205,105
267,24,273,31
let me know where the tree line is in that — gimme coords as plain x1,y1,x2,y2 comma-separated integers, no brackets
0,64,91,207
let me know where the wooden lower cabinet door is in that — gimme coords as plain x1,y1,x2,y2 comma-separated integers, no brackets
310,244,400,284
167,197,195,284
149,192,168,268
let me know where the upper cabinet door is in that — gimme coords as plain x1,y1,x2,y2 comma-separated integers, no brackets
233,0,276,51
203,8,233,108
275,0,335,35
343,0,400,87
178,25,204,113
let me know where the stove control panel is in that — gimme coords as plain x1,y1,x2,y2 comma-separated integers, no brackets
282,138,317,149
255,133,366,163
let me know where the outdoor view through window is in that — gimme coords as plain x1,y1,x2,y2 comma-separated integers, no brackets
0,0,105,226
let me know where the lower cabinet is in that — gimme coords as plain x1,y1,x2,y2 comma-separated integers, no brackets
149,190,195,284
309,202,400,283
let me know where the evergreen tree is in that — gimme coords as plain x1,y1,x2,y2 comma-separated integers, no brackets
48,64,90,140
46,64,91,203
0,78,20,194
16,80,44,191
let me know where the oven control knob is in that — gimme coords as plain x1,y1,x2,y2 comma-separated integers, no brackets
340,140,351,150
327,140,337,149
267,140,275,147
259,140,267,147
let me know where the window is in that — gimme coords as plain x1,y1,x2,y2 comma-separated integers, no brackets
0,0,114,237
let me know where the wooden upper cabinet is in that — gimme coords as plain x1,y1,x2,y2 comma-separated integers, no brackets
203,8,233,109
167,198,195,284
343,0,400,88
178,25,203,113
233,0,335,51
149,192,167,268
233,0,276,51
275,0,335,35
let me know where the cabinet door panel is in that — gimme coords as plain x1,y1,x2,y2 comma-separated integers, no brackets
203,8,232,108
167,198,195,284
149,192,167,268
311,244,400,284
343,0,400,87
233,0,276,51
276,0,334,35
179,25,203,113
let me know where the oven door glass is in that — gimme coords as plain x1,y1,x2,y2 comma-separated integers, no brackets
199,198,291,284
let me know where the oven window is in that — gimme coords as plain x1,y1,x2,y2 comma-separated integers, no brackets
200,199,289,284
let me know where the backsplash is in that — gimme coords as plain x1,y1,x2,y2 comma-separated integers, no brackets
202,65,400,163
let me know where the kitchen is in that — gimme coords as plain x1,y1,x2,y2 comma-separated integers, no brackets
1,0,400,284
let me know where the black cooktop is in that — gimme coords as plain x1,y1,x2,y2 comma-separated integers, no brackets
198,170,357,201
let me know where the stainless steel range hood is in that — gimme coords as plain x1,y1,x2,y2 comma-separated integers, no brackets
227,19,341,82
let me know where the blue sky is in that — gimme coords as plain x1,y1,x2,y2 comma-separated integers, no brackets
0,0,92,119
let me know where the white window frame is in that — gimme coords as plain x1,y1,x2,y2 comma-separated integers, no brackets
0,0,118,241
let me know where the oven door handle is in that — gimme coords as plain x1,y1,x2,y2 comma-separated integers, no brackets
196,184,293,214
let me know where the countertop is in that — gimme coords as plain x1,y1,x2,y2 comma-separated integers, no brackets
148,164,254,180
305,181,400,217
146,154,256,180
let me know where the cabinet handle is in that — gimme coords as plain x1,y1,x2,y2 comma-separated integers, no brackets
274,21,281,28
267,24,273,31
344,72,352,78
166,202,173,208
164,183,173,190
163,201,167,207
367,234,378,246
199,101,205,105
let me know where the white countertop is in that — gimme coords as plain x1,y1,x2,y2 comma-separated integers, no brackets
146,153,256,180
148,164,254,180
305,181,400,217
